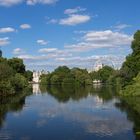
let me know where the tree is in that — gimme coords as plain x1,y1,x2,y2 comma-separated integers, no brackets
50,75,61,85
121,72,140,96
8,58,25,74
11,73,28,90
0,62,14,80
0,57,30,95
40,66,92,86
25,70,33,81
98,66,114,83
120,30,140,85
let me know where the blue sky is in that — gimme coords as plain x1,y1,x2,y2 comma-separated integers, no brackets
0,0,140,71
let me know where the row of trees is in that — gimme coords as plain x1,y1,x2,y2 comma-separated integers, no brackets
40,65,117,86
0,57,33,95
40,66,92,86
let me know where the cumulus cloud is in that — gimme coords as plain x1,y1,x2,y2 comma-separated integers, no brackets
39,48,58,53
64,7,86,15
37,40,48,45
65,30,133,52
0,37,10,46
26,0,58,5
59,14,91,26
47,7,90,26
13,48,25,55
0,27,16,33
0,0,23,7
20,24,31,29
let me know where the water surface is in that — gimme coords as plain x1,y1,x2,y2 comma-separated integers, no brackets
0,84,139,140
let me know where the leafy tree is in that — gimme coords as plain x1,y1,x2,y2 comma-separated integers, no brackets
0,62,14,80
25,70,33,81
40,66,92,86
0,81,14,95
121,72,140,96
89,66,114,83
11,73,28,90
8,58,25,74
0,57,30,95
50,74,61,85
120,30,140,85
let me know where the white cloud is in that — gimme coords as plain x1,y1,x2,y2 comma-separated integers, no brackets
84,30,132,44
13,48,25,55
16,28,132,70
59,14,91,26
0,0,23,7
37,40,48,45
26,0,58,5
0,0,58,7
114,24,131,31
39,48,58,53
20,24,31,29
47,19,58,24
0,27,16,33
18,54,35,60
0,37,10,46
65,30,133,52
64,7,86,15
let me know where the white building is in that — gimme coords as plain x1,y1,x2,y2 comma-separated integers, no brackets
94,63,103,72
32,70,48,83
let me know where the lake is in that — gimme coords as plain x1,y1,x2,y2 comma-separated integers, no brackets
0,84,139,140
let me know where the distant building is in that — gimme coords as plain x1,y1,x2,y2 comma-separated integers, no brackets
88,62,104,73
94,63,103,71
32,70,48,83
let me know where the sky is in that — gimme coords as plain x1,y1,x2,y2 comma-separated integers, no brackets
0,0,140,71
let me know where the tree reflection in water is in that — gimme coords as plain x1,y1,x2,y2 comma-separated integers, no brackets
0,91,31,129
116,97,140,140
40,84,119,103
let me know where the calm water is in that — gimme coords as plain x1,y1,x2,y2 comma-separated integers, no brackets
0,84,140,140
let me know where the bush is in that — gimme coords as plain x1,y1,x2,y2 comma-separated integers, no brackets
121,72,140,96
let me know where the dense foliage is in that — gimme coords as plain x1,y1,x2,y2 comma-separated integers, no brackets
90,66,115,83
0,57,32,95
121,72,140,96
40,66,92,86
120,30,140,86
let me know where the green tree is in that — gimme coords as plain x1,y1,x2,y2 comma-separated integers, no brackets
120,30,140,85
121,72,140,96
50,74,61,85
98,66,114,83
11,73,28,90
25,70,33,81
8,58,25,74
0,62,14,80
